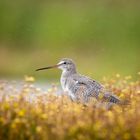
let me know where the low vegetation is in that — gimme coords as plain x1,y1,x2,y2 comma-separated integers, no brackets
0,74,140,140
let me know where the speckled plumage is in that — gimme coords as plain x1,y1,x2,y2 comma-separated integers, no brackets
36,58,123,108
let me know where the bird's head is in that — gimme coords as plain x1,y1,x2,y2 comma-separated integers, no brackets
36,58,76,72
57,58,76,72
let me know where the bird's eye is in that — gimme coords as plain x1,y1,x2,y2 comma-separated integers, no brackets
63,62,67,64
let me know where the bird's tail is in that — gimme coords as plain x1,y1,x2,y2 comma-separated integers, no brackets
102,93,120,104
103,92,130,106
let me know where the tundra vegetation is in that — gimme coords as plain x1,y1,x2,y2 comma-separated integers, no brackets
0,74,140,140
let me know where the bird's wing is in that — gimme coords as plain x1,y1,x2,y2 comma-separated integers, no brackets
73,74,103,88
68,74,103,102
70,74,121,104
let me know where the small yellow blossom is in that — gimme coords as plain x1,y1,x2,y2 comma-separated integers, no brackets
18,110,25,117
116,74,120,78
125,75,132,80
36,126,42,133
13,102,18,108
24,75,35,82
119,93,125,99
48,88,53,92
4,103,10,110
0,117,5,124
14,118,21,124
98,92,104,99
11,123,16,129
41,114,48,119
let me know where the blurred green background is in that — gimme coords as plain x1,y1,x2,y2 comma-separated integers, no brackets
0,0,140,80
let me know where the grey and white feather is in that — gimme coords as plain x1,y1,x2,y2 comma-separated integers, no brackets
36,58,125,109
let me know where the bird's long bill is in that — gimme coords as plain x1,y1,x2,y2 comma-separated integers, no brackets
36,64,61,71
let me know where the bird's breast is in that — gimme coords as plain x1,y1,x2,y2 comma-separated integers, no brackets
60,76,68,92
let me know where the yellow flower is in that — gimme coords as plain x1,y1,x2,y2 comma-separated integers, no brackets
0,117,5,124
24,75,35,82
98,92,104,99
125,75,132,80
41,114,48,119
119,93,125,99
4,103,10,110
18,110,25,117
116,74,120,78
14,118,21,124
94,121,102,130
11,118,21,129
11,123,17,129
13,102,18,108
36,126,42,133
48,88,53,92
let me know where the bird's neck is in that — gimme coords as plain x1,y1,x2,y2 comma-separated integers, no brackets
60,69,77,91
61,69,77,78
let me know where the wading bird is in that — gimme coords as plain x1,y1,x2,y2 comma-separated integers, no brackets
36,58,127,109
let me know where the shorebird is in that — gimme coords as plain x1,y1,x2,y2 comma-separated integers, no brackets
36,58,126,108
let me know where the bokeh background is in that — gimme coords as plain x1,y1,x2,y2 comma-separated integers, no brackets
0,0,140,80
